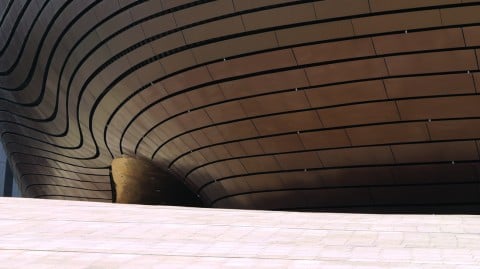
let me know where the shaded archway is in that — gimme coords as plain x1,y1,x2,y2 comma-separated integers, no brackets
111,156,202,206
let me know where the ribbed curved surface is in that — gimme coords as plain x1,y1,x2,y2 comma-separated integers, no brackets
1,0,480,212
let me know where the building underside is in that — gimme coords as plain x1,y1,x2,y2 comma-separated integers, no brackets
1,0,480,212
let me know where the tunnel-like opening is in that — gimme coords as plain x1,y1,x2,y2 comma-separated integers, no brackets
110,156,202,207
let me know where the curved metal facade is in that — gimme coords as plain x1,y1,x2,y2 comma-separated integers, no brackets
1,0,480,212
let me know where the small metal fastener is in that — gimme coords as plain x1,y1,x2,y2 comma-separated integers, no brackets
428,119,432,122
304,169,307,172
223,58,226,61
297,131,300,134
451,161,455,164
405,30,408,34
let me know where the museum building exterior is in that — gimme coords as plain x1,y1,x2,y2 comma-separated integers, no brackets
1,0,480,212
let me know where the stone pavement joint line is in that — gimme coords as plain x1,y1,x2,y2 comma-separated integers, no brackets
0,197,479,268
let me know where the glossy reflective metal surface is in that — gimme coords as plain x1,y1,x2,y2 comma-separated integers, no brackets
1,0,480,212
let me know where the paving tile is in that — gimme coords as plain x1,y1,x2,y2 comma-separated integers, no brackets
0,198,479,268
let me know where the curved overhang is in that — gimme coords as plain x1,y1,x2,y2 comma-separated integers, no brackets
1,0,480,212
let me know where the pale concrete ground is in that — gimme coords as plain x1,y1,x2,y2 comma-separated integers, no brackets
0,198,479,268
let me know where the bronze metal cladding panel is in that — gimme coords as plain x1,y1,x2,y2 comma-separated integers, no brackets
1,0,480,213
